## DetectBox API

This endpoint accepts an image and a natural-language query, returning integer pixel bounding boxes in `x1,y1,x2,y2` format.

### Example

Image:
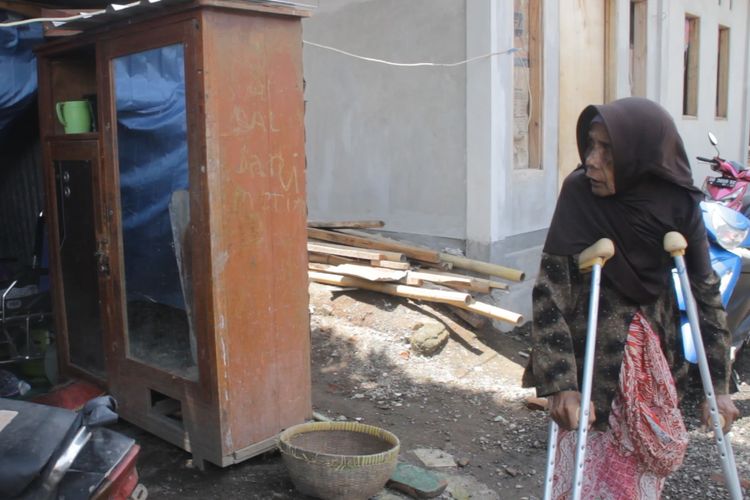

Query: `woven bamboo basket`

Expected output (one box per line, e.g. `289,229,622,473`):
278,421,400,500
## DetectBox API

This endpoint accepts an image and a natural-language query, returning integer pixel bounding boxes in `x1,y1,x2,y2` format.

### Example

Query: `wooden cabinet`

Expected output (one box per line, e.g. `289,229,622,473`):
36,1,311,466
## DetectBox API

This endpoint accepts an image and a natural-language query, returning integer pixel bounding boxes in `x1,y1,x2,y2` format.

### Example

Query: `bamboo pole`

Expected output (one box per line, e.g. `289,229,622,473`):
439,253,525,282
309,271,523,325
460,299,523,325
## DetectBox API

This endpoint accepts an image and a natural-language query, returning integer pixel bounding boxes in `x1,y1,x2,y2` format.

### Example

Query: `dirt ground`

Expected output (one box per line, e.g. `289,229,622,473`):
123,282,750,499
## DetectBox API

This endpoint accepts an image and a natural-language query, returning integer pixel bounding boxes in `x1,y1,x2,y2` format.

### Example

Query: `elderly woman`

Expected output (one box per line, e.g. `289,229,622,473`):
523,97,739,499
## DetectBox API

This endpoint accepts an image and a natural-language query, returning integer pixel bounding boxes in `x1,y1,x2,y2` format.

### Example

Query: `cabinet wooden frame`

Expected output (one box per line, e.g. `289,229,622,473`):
35,1,312,467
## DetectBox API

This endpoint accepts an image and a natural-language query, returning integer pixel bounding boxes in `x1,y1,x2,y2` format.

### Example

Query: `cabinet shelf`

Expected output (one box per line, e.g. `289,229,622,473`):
46,133,99,142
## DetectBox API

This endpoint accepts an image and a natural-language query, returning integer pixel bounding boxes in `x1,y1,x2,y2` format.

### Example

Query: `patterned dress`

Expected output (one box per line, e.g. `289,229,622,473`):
523,252,731,499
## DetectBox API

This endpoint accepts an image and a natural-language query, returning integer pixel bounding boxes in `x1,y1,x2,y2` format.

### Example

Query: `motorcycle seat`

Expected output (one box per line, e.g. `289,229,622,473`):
0,398,79,498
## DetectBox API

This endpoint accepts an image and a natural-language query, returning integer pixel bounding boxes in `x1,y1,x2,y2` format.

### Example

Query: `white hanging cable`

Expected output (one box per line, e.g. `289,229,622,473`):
0,11,105,27
304,40,518,68
1,12,517,70
0,0,145,28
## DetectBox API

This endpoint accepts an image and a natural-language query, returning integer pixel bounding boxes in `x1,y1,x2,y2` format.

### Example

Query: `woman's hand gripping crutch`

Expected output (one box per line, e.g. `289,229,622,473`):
543,238,615,500
664,232,743,500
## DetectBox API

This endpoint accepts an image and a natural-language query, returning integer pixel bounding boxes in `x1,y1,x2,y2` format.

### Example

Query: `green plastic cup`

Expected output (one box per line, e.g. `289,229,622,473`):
56,100,92,134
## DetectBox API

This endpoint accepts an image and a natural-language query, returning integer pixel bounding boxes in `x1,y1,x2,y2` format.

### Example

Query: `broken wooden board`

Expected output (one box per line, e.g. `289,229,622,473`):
310,263,407,282
308,271,472,306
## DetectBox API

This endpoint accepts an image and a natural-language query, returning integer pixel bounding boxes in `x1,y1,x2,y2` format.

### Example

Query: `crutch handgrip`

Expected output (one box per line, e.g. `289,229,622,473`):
578,238,615,273
664,231,687,256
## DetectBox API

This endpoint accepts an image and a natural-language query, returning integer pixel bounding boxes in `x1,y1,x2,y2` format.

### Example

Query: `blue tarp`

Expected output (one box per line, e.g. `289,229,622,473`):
114,43,189,310
0,18,188,310
0,20,44,137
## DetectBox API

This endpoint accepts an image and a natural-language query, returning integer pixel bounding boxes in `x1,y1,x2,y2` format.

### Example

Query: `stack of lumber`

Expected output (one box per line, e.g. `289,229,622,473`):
306,220,525,326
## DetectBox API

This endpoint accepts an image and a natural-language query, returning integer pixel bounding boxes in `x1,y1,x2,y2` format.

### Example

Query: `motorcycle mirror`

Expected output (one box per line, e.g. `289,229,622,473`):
708,132,721,157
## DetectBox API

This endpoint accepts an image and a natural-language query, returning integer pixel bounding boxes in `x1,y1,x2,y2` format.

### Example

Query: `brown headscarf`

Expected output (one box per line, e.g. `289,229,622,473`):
544,97,711,305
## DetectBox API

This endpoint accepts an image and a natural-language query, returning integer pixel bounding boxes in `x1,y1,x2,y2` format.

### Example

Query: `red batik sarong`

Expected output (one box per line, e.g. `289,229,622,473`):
551,312,688,500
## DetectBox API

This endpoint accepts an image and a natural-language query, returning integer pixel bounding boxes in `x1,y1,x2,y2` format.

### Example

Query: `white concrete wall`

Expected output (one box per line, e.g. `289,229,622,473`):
611,0,750,185
303,0,560,247
302,0,467,239
665,0,750,185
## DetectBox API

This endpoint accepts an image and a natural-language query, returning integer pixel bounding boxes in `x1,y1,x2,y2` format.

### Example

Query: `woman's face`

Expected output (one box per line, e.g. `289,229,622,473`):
585,122,616,197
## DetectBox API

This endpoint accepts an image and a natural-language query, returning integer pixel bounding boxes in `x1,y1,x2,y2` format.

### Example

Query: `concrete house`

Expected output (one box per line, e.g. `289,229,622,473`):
302,0,750,321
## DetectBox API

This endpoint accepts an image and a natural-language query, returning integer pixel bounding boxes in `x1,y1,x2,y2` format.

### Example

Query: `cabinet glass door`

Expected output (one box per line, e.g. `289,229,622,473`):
54,158,106,376
112,43,196,380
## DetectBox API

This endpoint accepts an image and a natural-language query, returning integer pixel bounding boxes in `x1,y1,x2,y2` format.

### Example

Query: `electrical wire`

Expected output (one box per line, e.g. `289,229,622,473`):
0,11,106,27
304,40,518,68
0,11,518,70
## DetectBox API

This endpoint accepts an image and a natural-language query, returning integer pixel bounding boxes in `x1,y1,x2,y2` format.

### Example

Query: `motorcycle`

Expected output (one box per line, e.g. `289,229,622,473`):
675,133,750,385
0,395,146,499
698,132,750,214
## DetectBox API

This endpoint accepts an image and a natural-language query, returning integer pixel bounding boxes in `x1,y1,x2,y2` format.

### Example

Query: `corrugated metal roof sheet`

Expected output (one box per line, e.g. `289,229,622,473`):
54,0,316,30
53,0,187,30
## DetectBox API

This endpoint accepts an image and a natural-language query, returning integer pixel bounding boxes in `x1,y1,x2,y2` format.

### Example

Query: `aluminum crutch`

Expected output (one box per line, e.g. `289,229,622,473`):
543,238,615,500
664,231,743,500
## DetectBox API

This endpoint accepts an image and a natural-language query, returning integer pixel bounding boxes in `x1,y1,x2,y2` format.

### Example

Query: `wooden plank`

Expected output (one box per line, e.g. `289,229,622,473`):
631,0,647,97
308,271,471,306
308,253,358,265
308,220,384,229
717,26,730,117
417,269,509,291
439,253,525,282
308,262,332,272
308,237,405,262
684,16,700,116
527,0,543,170
407,270,473,286
307,241,390,261
474,277,509,291
408,270,490,294
371,260,411,270
334,229,441,263
311,263,407,282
